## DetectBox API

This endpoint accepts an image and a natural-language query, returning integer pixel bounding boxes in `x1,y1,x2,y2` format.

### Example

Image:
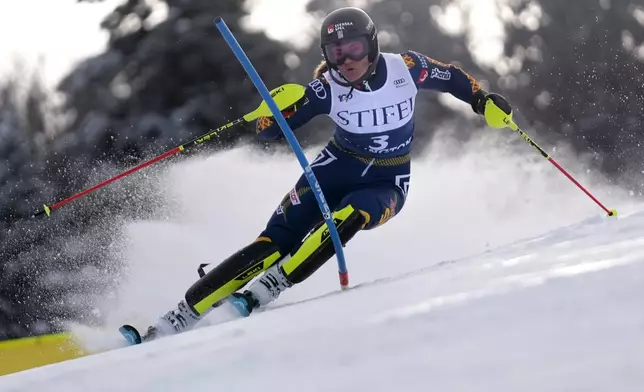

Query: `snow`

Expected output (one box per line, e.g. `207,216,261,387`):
1,131,643,391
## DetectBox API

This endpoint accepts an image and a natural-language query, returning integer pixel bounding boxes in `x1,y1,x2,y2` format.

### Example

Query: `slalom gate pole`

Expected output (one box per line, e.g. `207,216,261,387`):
484,100,617,217
214,17,350,289
33,83,306,218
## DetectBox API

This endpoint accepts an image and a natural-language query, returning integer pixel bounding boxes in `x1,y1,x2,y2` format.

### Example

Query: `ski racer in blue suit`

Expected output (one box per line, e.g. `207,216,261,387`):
134,6,513,342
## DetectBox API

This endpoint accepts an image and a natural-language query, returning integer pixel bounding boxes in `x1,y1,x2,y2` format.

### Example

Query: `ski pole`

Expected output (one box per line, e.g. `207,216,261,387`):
484,100,617,217
34,83,306,218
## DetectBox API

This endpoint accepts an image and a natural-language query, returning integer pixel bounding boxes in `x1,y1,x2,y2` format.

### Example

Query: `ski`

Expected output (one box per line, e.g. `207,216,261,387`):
119,324,143,345
117,297,250,347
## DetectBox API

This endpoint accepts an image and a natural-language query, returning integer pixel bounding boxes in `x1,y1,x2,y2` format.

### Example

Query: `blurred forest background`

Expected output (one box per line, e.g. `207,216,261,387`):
0,0,643,339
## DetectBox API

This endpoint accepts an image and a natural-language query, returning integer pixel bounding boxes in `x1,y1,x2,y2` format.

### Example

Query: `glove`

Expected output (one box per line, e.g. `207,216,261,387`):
471,90,513,129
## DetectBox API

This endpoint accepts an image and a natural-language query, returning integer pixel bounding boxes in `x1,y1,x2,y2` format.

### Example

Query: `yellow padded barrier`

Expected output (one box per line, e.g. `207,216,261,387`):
0,332,87,376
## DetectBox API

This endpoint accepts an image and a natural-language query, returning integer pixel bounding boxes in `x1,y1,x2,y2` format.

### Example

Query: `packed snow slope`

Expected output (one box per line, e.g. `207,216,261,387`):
2,130,644,391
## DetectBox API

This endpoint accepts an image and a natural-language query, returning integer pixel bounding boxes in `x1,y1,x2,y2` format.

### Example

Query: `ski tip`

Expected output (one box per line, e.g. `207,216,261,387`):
227,295,251,317
119,324,142,345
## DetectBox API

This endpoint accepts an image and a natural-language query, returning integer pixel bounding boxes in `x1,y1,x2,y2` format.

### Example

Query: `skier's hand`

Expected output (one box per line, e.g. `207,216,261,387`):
472,90,512,129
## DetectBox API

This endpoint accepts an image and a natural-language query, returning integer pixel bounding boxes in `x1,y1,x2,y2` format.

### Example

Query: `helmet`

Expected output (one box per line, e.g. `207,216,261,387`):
320,7,380,86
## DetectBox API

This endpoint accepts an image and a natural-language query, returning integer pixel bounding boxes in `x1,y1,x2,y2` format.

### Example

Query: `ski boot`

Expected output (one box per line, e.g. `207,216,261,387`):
120,299,201,345
228,263,292,317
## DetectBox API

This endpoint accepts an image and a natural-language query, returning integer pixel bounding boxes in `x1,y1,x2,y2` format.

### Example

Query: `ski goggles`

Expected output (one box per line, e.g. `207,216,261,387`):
323,36,369,66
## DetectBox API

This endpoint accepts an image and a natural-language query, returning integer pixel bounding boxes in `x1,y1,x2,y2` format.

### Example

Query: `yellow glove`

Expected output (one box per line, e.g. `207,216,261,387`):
472,90,513,129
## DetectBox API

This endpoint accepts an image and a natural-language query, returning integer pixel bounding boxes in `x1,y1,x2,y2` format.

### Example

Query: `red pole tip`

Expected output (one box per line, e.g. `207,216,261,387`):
339,271,349,289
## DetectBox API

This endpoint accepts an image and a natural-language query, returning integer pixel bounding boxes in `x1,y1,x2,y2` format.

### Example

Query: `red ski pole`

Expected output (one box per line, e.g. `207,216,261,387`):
484,100,617,217
34,83,306,218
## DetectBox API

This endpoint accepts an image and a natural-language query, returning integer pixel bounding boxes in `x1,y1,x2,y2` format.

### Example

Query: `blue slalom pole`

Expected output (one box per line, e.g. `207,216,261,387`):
214,17,349,289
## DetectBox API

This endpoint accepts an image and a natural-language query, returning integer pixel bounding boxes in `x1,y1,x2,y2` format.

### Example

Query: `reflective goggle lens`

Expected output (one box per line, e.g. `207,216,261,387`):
324,37,369,65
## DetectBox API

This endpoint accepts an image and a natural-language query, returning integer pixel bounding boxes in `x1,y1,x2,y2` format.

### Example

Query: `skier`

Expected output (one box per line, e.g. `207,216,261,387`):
123,6,512,343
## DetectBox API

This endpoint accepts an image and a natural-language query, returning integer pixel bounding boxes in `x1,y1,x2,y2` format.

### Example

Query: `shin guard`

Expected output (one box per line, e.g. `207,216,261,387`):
281,204,366,284
185,239,282,315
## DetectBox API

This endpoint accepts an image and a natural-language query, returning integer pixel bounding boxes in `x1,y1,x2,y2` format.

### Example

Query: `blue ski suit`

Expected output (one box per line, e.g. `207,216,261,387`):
256,50,483,255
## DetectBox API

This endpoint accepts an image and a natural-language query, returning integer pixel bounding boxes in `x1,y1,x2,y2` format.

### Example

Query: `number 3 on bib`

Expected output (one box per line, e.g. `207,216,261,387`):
369,135,389,152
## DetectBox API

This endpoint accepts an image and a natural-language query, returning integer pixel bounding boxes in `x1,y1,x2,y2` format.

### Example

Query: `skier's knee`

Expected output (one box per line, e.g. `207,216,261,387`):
341,189,404,231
